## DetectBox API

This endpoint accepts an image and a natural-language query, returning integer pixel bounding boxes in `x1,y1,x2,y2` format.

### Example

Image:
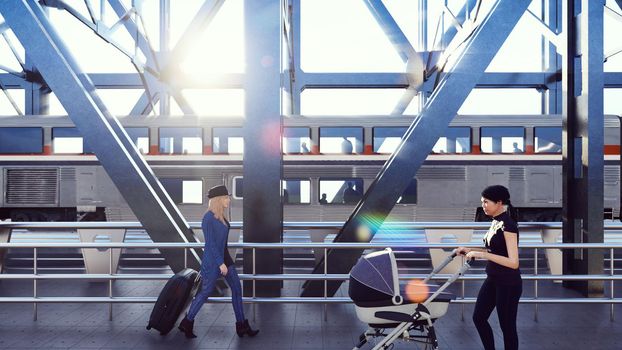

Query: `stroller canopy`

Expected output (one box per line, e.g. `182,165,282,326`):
349,248,401,305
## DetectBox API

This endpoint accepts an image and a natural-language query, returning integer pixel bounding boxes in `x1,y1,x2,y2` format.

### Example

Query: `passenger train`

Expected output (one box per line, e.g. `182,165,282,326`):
0,114,619,223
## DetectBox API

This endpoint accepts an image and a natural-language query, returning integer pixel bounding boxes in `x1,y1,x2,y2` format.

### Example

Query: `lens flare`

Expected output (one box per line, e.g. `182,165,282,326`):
404,279,429,304
355,224,372,241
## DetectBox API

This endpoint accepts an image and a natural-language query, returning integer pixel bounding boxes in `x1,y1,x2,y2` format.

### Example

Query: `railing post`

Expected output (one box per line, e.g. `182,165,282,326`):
33,247,37,321
184,247,188,269
611,248,615,322
109,247,113,321
324,247,328,322
534,248,538,322
461,254,465,321
252,248,256,322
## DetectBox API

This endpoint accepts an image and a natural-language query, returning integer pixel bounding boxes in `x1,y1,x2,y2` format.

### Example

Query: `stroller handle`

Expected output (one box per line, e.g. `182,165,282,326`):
423,249,475,283
423,248,460,283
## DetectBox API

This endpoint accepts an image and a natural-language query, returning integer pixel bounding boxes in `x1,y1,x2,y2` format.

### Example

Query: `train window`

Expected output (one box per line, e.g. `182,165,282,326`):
182,180,203,204
282,179,311,204
159,128,202,155
319,179,363,204
213,128,244,154
232,177,243,199
0,128,43,153
125,127,149,154
535,127,562,153
397,178,417,204
319,127,363,154
432,127,471,154
480,127,525,153
283,128,311,154
373,127,407,153
160,179,203,204
52,128,93,154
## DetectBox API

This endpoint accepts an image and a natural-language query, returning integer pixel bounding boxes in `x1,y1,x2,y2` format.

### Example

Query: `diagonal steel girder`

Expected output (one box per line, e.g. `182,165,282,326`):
301,0,531,297
0,0,200,272
362,0,417,62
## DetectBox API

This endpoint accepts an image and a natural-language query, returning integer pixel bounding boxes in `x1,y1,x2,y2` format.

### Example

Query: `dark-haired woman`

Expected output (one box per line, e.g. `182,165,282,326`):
178,185,259,339
457,185,522,350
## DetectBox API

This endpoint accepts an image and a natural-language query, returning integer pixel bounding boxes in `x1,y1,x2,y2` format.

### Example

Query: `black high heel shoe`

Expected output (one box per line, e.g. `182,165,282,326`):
235,319,259,337
178,317,197,338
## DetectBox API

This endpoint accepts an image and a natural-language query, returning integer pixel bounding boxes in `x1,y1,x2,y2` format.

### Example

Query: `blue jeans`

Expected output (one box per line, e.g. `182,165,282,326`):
186,265,245,322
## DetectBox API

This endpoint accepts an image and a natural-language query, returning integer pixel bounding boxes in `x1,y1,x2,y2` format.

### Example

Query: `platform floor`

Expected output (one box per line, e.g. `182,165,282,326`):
1,278,622,349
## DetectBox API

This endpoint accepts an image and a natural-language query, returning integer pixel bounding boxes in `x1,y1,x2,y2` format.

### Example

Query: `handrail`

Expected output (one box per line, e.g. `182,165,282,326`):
1,221,620,322
0,242,619,249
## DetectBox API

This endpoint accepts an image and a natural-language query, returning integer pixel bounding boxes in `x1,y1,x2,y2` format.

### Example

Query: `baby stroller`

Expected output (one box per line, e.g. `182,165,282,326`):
349,248,472,350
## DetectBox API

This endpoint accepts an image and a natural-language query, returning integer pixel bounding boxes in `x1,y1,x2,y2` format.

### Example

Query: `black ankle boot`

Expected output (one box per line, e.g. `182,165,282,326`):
235,319,259,337
178,317,197,338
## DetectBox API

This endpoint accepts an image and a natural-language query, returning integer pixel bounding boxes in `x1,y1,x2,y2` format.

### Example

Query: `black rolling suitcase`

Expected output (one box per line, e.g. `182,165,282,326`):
146,268,201,335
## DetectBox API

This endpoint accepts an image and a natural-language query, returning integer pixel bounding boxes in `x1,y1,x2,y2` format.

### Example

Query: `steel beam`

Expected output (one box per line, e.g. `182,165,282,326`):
362,0,416,62
301,0,531,297
0,0,200,272
561,0,604,297
242,0,283,297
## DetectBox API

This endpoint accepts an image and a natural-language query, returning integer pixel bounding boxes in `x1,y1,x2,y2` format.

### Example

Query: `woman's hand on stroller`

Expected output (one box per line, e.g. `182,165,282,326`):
456,247,471,256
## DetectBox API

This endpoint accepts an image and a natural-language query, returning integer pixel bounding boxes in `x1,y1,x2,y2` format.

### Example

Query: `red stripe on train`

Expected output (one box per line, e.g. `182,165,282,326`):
604,145,620,155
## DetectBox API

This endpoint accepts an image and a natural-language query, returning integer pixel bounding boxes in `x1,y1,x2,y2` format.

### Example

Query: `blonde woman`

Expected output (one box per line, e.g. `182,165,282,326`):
178,185,259,338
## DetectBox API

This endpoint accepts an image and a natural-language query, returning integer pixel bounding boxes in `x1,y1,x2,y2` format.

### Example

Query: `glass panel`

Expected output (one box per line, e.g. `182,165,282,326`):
535,127,562,153
319,179,363,204
182,180,203,204
397,178,417,204
52,127,92,154
301,0,403,72
373,127,406,153
181,89,245,116
0,89,25,115
213,128,244,154
283,127,311,154
0,128,43,153
96,89,145,116
282,180,311,204
159,128,202,154
233,177,243,199
432,127,471,153
125,127,149,154
301,88,409,115
459,89,542,115
319,127,363,154
481,127,525,154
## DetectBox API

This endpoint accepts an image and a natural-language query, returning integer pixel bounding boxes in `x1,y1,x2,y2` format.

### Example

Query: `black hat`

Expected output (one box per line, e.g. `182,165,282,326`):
207,185,229,199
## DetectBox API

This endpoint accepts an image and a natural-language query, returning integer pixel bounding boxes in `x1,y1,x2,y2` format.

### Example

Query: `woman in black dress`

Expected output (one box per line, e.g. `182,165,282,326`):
457,185,522,350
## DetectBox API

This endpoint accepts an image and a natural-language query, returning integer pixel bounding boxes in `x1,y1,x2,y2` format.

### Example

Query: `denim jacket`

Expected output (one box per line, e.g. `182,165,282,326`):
201,211,228,268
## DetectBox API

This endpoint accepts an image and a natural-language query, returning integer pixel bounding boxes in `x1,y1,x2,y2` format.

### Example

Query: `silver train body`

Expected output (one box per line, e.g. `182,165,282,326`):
0,114,619,222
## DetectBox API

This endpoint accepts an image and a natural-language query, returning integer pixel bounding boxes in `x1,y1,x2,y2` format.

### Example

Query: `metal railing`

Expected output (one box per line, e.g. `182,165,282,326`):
0,221,620,322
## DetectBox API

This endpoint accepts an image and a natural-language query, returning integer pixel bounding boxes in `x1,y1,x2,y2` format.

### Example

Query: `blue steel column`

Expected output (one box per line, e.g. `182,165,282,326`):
25,56,49,115
0,0,201,272
242,0,283,296
561,0,604,297
291,0,302,115
302,0,531,297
